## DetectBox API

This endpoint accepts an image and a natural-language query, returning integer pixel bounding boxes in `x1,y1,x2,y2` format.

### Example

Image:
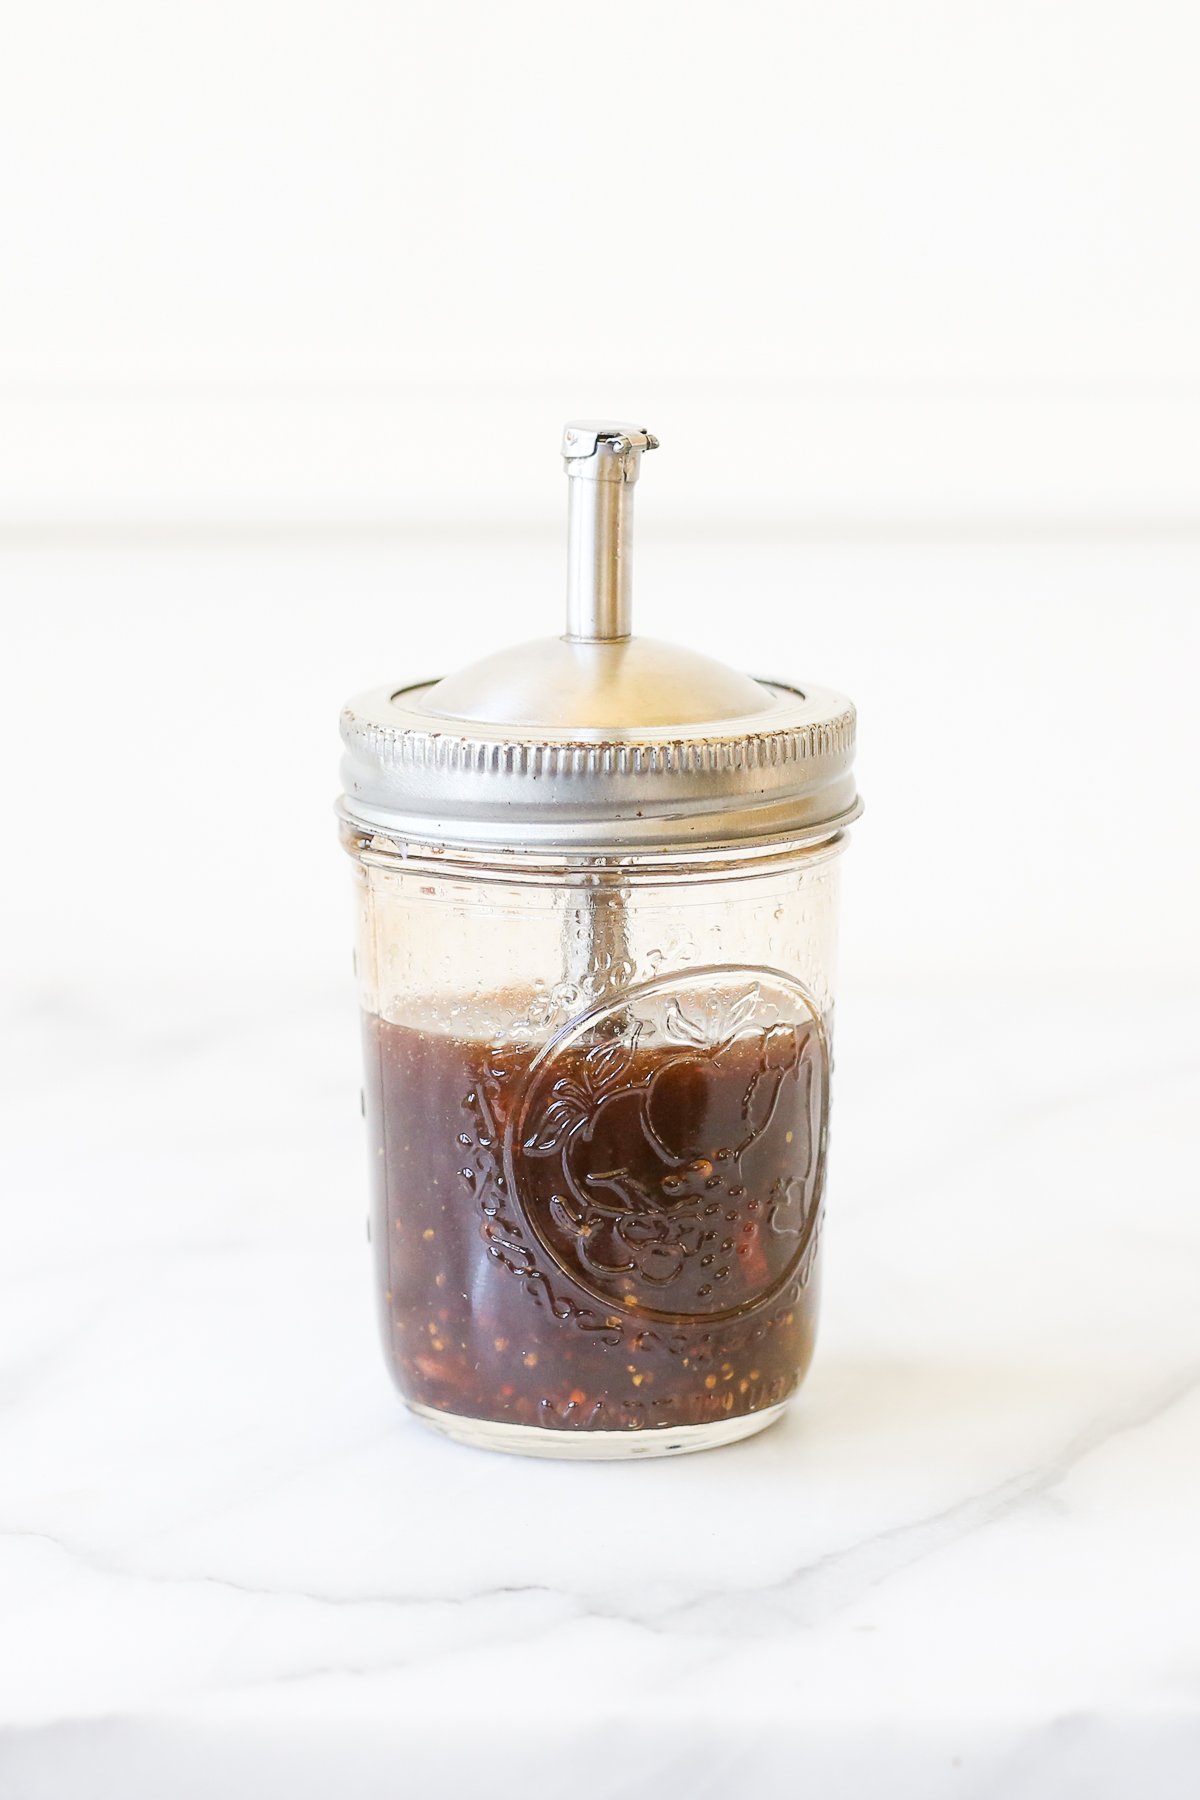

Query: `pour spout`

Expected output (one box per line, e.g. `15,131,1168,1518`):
561,420,658,642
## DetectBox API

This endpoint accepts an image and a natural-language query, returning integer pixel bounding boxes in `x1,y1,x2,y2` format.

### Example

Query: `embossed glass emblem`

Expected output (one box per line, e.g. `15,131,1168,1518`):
508,969,829,1326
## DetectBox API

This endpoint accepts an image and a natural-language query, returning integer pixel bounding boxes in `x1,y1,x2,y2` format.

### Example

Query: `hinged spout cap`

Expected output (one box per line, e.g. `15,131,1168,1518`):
561,421,660,465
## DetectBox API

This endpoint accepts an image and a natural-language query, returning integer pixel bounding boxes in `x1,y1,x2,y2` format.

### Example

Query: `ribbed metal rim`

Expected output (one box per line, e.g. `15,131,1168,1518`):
339,677,859,852
346,706,855,778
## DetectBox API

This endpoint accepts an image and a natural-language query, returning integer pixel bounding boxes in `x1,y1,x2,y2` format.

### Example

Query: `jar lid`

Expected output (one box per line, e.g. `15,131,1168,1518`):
339,423,860,854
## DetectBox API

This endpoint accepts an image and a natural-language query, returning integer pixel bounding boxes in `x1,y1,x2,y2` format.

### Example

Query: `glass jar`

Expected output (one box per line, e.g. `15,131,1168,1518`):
339,423,860,1458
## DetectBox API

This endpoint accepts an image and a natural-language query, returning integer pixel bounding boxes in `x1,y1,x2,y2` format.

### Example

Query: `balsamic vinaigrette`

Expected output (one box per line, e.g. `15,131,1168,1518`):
364,1000,830,1435
340,420,859,1454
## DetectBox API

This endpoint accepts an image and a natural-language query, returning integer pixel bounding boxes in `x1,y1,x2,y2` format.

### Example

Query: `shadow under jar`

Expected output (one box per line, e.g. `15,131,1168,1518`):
339,422,860,1459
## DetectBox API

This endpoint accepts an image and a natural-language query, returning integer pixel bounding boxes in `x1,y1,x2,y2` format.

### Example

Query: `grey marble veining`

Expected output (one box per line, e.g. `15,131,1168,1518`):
1,977,1197,1797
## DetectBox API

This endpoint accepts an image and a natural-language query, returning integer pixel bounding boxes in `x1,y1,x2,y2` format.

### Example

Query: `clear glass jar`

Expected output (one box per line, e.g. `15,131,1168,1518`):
338,421,859,1457
344,828,846,1457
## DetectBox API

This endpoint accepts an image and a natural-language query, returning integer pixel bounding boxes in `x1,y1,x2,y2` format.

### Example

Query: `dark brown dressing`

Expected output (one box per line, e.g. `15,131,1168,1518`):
363,1007,829,1436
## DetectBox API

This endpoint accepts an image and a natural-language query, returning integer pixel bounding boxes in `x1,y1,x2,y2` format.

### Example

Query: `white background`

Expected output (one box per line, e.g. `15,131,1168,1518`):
1,1,1197,995
2,7,1199,1790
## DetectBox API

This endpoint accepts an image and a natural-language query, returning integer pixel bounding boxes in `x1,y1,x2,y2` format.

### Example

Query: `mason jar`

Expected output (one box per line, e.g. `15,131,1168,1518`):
338,422,860,1458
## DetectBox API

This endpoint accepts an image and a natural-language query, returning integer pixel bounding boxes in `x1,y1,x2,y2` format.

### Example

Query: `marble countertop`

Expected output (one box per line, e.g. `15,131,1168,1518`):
2,976,1197,1798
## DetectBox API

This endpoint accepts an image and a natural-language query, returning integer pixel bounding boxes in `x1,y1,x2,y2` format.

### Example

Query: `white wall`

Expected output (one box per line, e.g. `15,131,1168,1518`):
5,1,1199,392
2,0,1197,989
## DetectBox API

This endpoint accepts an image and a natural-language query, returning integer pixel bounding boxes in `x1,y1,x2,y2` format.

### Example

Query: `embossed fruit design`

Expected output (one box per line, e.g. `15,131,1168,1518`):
362,970,831,1435
519,985,826,1321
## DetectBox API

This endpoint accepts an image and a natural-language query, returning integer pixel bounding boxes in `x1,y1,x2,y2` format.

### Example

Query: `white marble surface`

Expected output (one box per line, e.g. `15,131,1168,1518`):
1,974,1198,1798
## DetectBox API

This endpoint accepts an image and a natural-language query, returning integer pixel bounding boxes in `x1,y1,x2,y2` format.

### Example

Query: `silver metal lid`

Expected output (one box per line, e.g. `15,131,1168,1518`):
339,422,859,853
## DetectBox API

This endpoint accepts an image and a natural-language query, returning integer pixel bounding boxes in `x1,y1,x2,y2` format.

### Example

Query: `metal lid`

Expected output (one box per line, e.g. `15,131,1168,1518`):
339,422,859,854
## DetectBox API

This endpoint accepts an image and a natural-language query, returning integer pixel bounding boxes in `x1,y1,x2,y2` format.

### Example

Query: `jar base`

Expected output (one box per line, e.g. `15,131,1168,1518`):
405,1399,788,1460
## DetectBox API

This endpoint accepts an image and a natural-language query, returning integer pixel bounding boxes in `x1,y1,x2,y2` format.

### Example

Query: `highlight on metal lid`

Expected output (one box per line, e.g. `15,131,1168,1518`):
338,420,860,853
